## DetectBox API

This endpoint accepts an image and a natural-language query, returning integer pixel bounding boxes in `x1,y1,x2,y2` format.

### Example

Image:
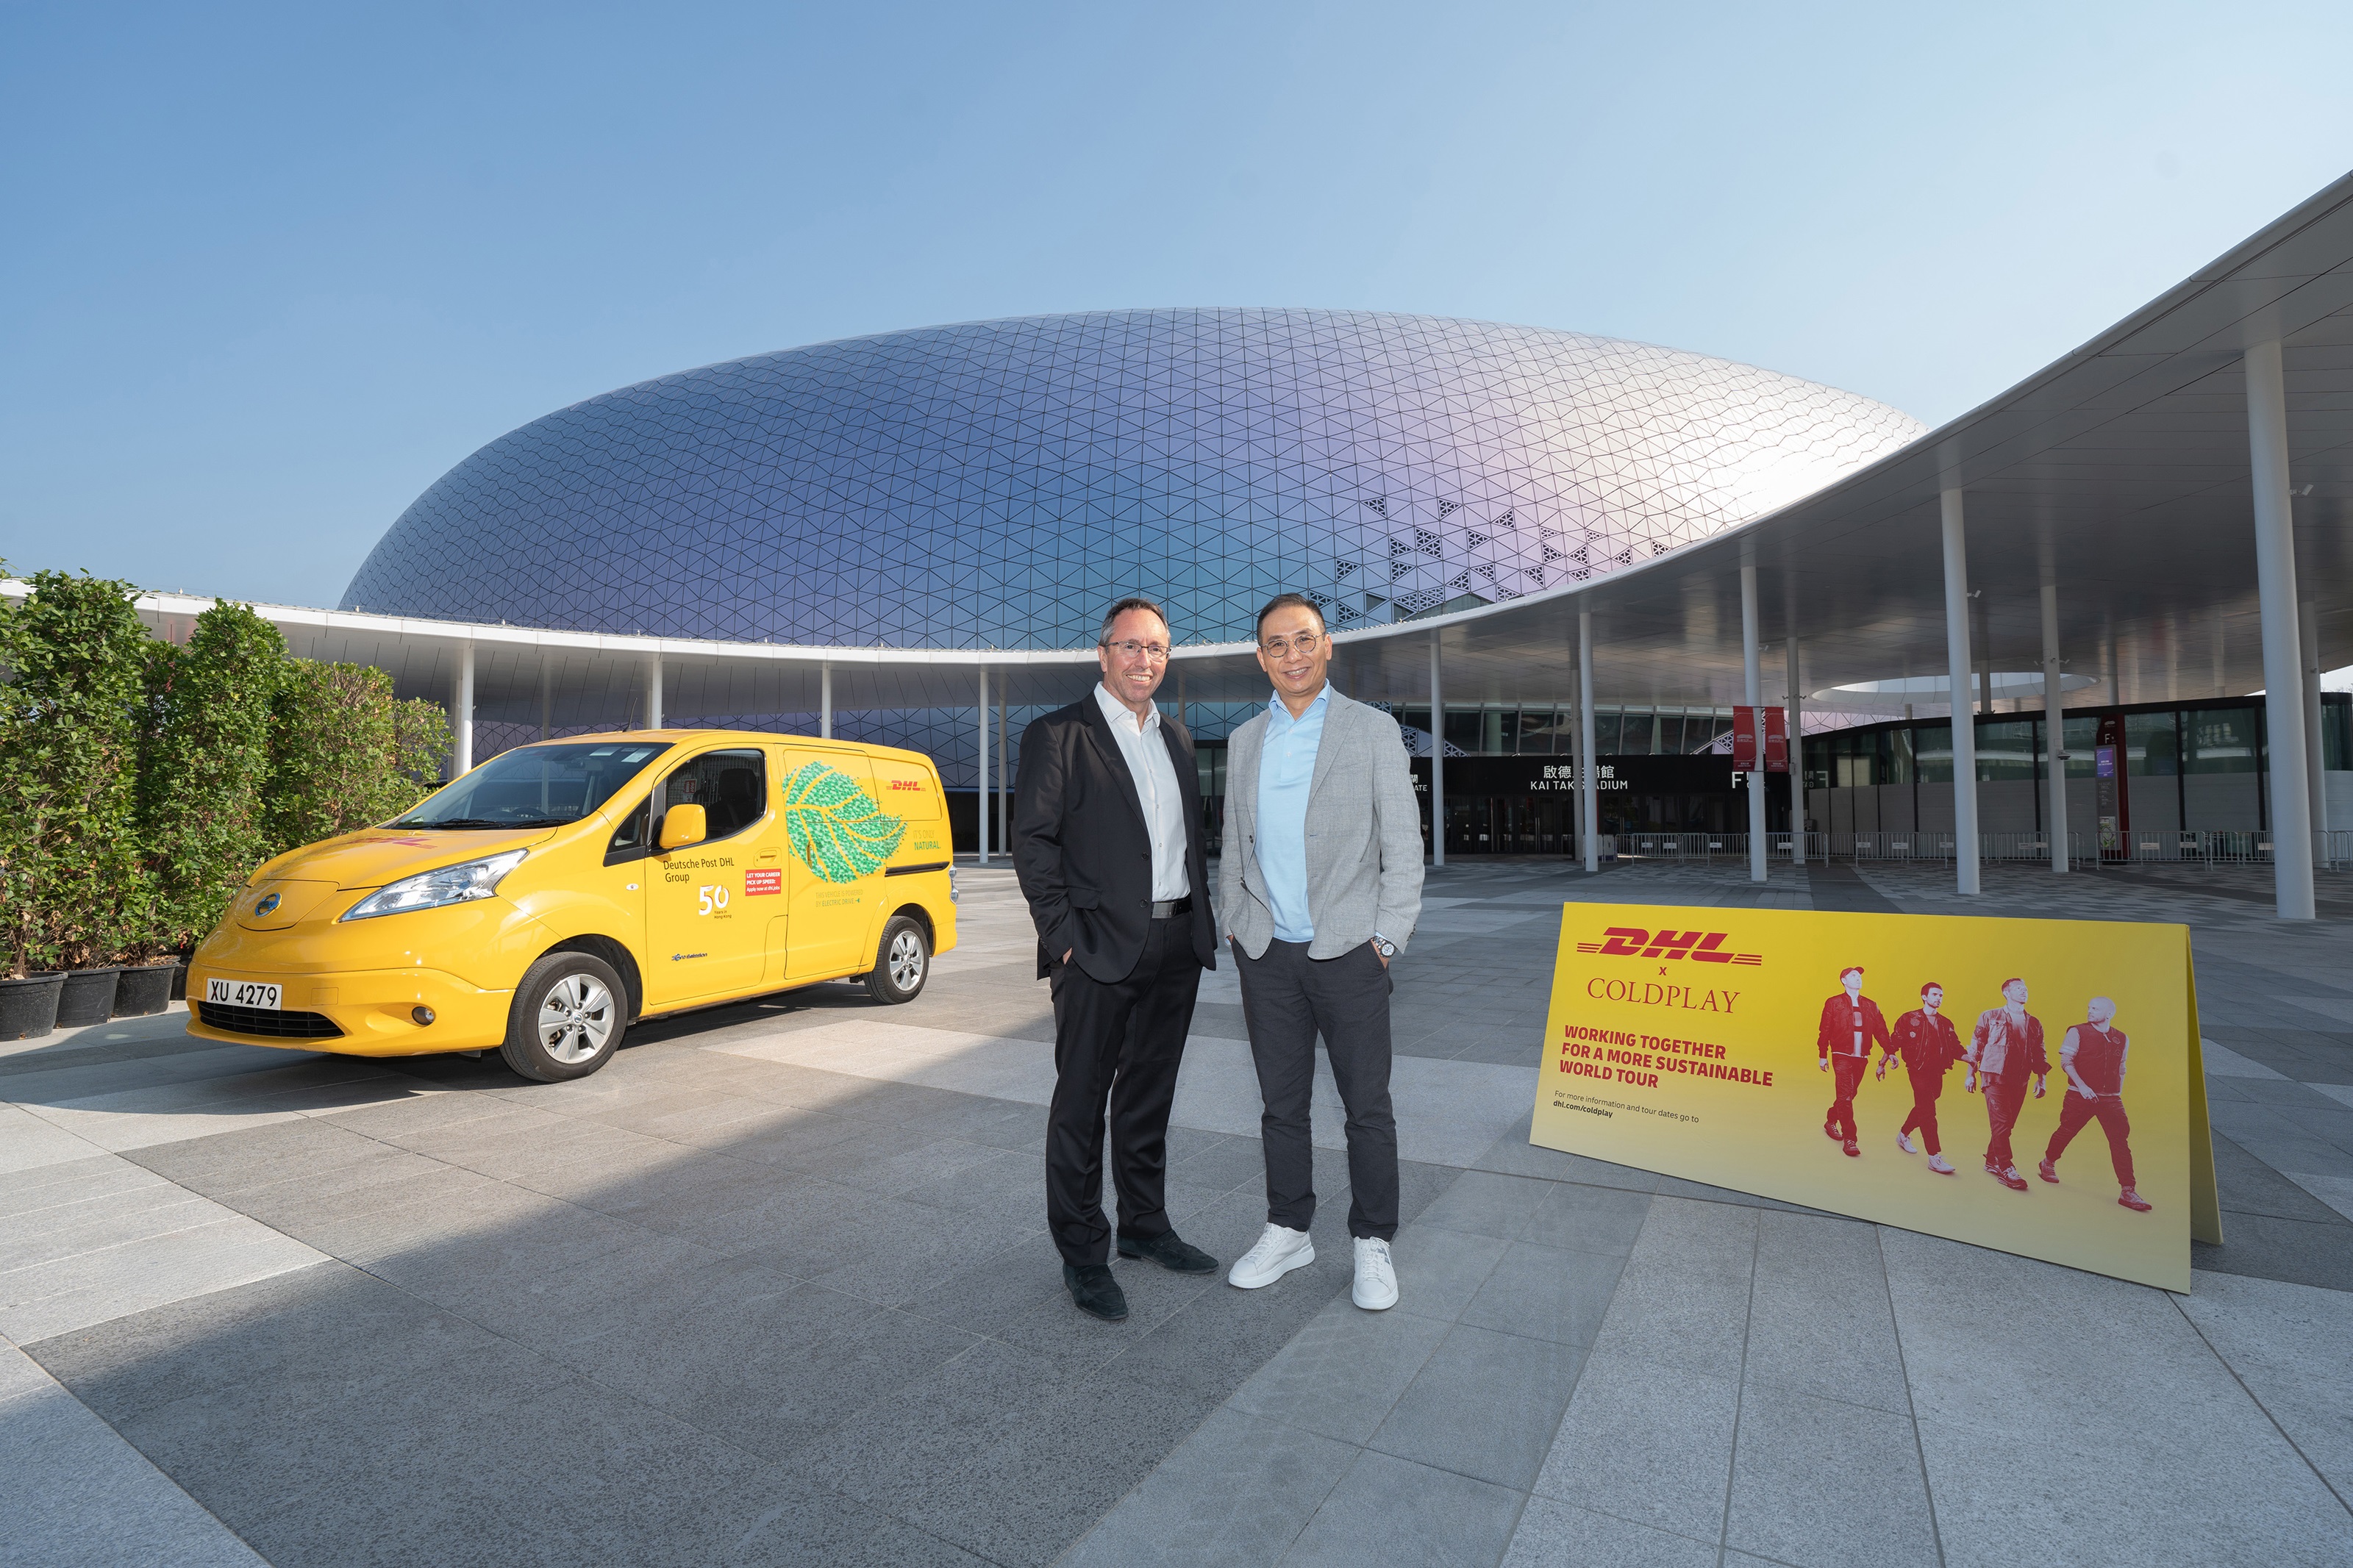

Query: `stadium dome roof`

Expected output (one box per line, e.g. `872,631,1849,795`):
343,309,1923,649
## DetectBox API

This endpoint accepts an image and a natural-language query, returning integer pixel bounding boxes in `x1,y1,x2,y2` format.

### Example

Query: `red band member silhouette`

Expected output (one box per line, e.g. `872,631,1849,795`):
2038,996,2152,1212
1966,978,2049,1192
1883,981,1964,1175
1815,966,1891,1159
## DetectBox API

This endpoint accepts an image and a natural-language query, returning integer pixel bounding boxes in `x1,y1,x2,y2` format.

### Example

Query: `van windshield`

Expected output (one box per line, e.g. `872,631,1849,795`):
390,742,676,829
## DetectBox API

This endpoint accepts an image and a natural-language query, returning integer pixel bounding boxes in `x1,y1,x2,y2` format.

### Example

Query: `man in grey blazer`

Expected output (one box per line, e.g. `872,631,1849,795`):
1217,593,1424,1310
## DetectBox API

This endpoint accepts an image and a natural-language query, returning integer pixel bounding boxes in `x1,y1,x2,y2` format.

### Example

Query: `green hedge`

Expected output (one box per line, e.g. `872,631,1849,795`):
0,570,452,975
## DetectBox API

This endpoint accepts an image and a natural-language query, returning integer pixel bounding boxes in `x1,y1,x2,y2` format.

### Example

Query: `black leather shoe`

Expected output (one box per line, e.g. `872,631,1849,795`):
1063,1263,1129,1321
1117,1230,1218,1275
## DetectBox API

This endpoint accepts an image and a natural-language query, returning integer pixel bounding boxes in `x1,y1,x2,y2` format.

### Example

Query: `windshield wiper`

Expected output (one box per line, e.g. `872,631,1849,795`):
389,817,571,829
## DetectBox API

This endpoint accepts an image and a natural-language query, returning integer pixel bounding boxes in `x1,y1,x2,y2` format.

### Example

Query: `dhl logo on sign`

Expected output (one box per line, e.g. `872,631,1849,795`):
1576,926,1762,966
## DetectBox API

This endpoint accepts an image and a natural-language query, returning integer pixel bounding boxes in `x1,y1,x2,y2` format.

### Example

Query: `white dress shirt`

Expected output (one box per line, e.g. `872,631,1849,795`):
1093,682,1190,901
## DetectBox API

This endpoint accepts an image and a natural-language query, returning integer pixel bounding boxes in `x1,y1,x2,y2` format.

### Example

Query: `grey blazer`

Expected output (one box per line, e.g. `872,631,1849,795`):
1218,687,1426,961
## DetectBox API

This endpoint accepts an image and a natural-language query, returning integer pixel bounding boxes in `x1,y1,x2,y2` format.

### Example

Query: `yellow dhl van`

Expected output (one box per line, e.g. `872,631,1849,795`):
186,729,957,1081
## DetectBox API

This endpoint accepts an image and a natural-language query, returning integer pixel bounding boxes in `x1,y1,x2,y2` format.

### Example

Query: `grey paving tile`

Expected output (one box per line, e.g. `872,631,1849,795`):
1499,1497,1716,1568
1590,1198,1757,1381
2177,1269,2353,1500
1473,1130,1663,1192
1386,1220,1510,1320
2211,1133,2350,1225
2193,1211,2353,1293
1916,1411,2352,1568
1228,1299,1452,1444
1279,1449,1524,1568
809,1337,1220,1567
0,1336,268,1568
1724,1384,1937,1568
1415,1169,1551,1240
1460,1242,1624,1347
1741,1211,1910,1414
1521,1182,1652,1257
1106,1252,1357,1402
0,1153,167,1220
904,1228,1213,1366
29,1261,506,1423
116,1117,393,1196
1370,1322,1585,1489
1060,1406,1357,1568
1529,1349,1739,1543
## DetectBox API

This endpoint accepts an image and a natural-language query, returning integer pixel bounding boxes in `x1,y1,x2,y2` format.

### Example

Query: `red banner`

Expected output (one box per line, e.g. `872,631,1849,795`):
1732,706,1757,770
1764,706,1789,773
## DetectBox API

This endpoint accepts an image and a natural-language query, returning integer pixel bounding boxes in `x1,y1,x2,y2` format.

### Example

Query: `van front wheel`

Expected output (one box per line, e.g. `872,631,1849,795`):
501,952,628,1081
865,917,929,1005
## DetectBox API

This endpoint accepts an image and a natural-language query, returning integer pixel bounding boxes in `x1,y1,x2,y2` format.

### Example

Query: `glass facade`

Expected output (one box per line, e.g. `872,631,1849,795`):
343,310,1921,781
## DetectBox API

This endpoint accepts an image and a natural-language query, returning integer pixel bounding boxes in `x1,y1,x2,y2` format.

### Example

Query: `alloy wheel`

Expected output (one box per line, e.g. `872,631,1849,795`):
888,928,925,989
538,973,615,1064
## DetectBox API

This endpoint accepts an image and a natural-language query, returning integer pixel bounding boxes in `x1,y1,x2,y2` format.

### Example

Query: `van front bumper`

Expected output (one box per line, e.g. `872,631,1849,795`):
185,964,513,1056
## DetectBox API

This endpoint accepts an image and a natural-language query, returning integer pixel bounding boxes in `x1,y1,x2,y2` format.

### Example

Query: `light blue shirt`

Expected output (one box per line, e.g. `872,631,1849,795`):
1256,686,1328,943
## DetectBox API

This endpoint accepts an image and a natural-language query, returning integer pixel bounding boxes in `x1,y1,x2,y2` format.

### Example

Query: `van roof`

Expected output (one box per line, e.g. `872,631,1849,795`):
514,729,938,771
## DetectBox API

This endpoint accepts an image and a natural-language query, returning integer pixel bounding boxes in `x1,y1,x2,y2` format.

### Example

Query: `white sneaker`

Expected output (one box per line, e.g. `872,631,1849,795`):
1896,1131,1915,1154
1927,1154,1956,1175
1228,1223,1314,1289
1352,1236,1399,1311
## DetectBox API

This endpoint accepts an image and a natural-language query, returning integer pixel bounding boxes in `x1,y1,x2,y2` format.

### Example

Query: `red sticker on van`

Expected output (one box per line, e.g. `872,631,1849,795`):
745,868,782,896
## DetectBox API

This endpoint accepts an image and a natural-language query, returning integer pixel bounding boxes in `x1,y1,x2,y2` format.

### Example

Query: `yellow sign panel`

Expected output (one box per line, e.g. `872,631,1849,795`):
1531,902,2220,1292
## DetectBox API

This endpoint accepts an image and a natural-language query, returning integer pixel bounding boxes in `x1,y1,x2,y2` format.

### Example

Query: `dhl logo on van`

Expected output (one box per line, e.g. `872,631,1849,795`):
1576,927,1762,966
886,778,925,792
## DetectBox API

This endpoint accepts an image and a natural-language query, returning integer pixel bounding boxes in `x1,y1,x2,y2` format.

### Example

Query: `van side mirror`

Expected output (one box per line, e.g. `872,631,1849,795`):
658,804,707,851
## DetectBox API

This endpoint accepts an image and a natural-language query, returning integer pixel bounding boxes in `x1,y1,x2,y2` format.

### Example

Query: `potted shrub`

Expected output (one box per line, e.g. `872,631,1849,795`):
0,570,153,1028
126,602,285,1017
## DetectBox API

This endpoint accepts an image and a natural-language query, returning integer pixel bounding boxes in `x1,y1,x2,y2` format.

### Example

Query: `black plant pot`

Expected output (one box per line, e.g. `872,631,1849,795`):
57,967,124,1028
170,959,190,1003
113,962,176,1017
0,973,65,1041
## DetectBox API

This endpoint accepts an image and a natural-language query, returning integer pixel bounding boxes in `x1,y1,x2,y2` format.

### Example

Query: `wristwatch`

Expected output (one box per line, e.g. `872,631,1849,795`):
1374,936,1397,959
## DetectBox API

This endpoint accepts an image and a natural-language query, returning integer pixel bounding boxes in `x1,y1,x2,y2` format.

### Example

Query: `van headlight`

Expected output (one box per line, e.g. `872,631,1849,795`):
340,850,528,921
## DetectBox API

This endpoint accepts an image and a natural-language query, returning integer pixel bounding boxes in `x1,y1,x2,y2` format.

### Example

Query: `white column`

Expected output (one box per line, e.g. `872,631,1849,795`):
1940,490,1980,894
1429,633,1445,867
1580,609,1599,873
453,644,475,778
2246,339,2315,917
1785,634,1804,866
821,662,832,740
1741,565,1765,882
536,659,551,744
645,654,663,731
2042,582,2068,873
976,666,990,866
2304,599,2329,866
998,693,1010,858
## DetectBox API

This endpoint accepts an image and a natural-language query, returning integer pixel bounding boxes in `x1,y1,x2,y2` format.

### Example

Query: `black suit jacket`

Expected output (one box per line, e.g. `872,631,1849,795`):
1011,692,1217,984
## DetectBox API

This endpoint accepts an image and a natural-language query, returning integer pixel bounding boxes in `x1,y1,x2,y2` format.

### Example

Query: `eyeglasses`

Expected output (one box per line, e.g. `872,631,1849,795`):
1257,633,1327,657
1101,639,1171,662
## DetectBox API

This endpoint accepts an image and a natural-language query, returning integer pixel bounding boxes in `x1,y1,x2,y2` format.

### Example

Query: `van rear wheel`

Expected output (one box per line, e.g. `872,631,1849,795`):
865,916,929,1005
501,952,628,1081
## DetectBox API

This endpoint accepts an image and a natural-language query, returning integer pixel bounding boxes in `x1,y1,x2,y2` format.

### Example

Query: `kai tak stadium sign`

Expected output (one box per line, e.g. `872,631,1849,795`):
1530,903,2221,1292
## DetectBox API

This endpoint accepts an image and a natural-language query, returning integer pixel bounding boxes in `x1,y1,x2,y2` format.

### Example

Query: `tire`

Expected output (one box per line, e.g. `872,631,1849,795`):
500,952,629,1081
865,915,929,1005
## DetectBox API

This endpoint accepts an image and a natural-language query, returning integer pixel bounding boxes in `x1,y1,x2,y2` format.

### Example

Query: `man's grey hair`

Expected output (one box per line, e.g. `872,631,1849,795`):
1098,596,1170,645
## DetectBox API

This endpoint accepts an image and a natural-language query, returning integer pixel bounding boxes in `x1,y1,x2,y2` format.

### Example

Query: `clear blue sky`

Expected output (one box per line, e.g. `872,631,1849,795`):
5,1,2351,609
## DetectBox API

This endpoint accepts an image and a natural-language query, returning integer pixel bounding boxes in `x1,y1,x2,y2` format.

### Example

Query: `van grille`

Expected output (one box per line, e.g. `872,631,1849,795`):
196,1002,345,1040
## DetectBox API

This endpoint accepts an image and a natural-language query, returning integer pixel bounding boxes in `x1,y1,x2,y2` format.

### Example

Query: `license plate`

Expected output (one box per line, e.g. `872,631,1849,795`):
206,978,282,1010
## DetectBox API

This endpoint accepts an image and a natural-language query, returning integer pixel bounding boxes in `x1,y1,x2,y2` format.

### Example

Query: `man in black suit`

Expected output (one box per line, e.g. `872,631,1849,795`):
1013,597,1222,1321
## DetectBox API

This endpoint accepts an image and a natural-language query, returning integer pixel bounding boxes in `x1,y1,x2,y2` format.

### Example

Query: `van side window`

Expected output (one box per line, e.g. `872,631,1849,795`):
656,749,769,843
604,795,654,864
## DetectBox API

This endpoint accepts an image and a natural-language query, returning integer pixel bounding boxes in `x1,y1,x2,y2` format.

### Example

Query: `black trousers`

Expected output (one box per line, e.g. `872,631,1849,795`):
1232,937,1399,1242
1045,916,1203,1267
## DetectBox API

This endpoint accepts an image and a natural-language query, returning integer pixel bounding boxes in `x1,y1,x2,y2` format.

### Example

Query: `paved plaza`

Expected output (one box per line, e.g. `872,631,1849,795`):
4,856,2352,1566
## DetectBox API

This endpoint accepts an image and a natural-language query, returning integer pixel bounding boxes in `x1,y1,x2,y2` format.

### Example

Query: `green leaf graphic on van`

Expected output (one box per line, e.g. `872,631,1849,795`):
782,762,906,883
